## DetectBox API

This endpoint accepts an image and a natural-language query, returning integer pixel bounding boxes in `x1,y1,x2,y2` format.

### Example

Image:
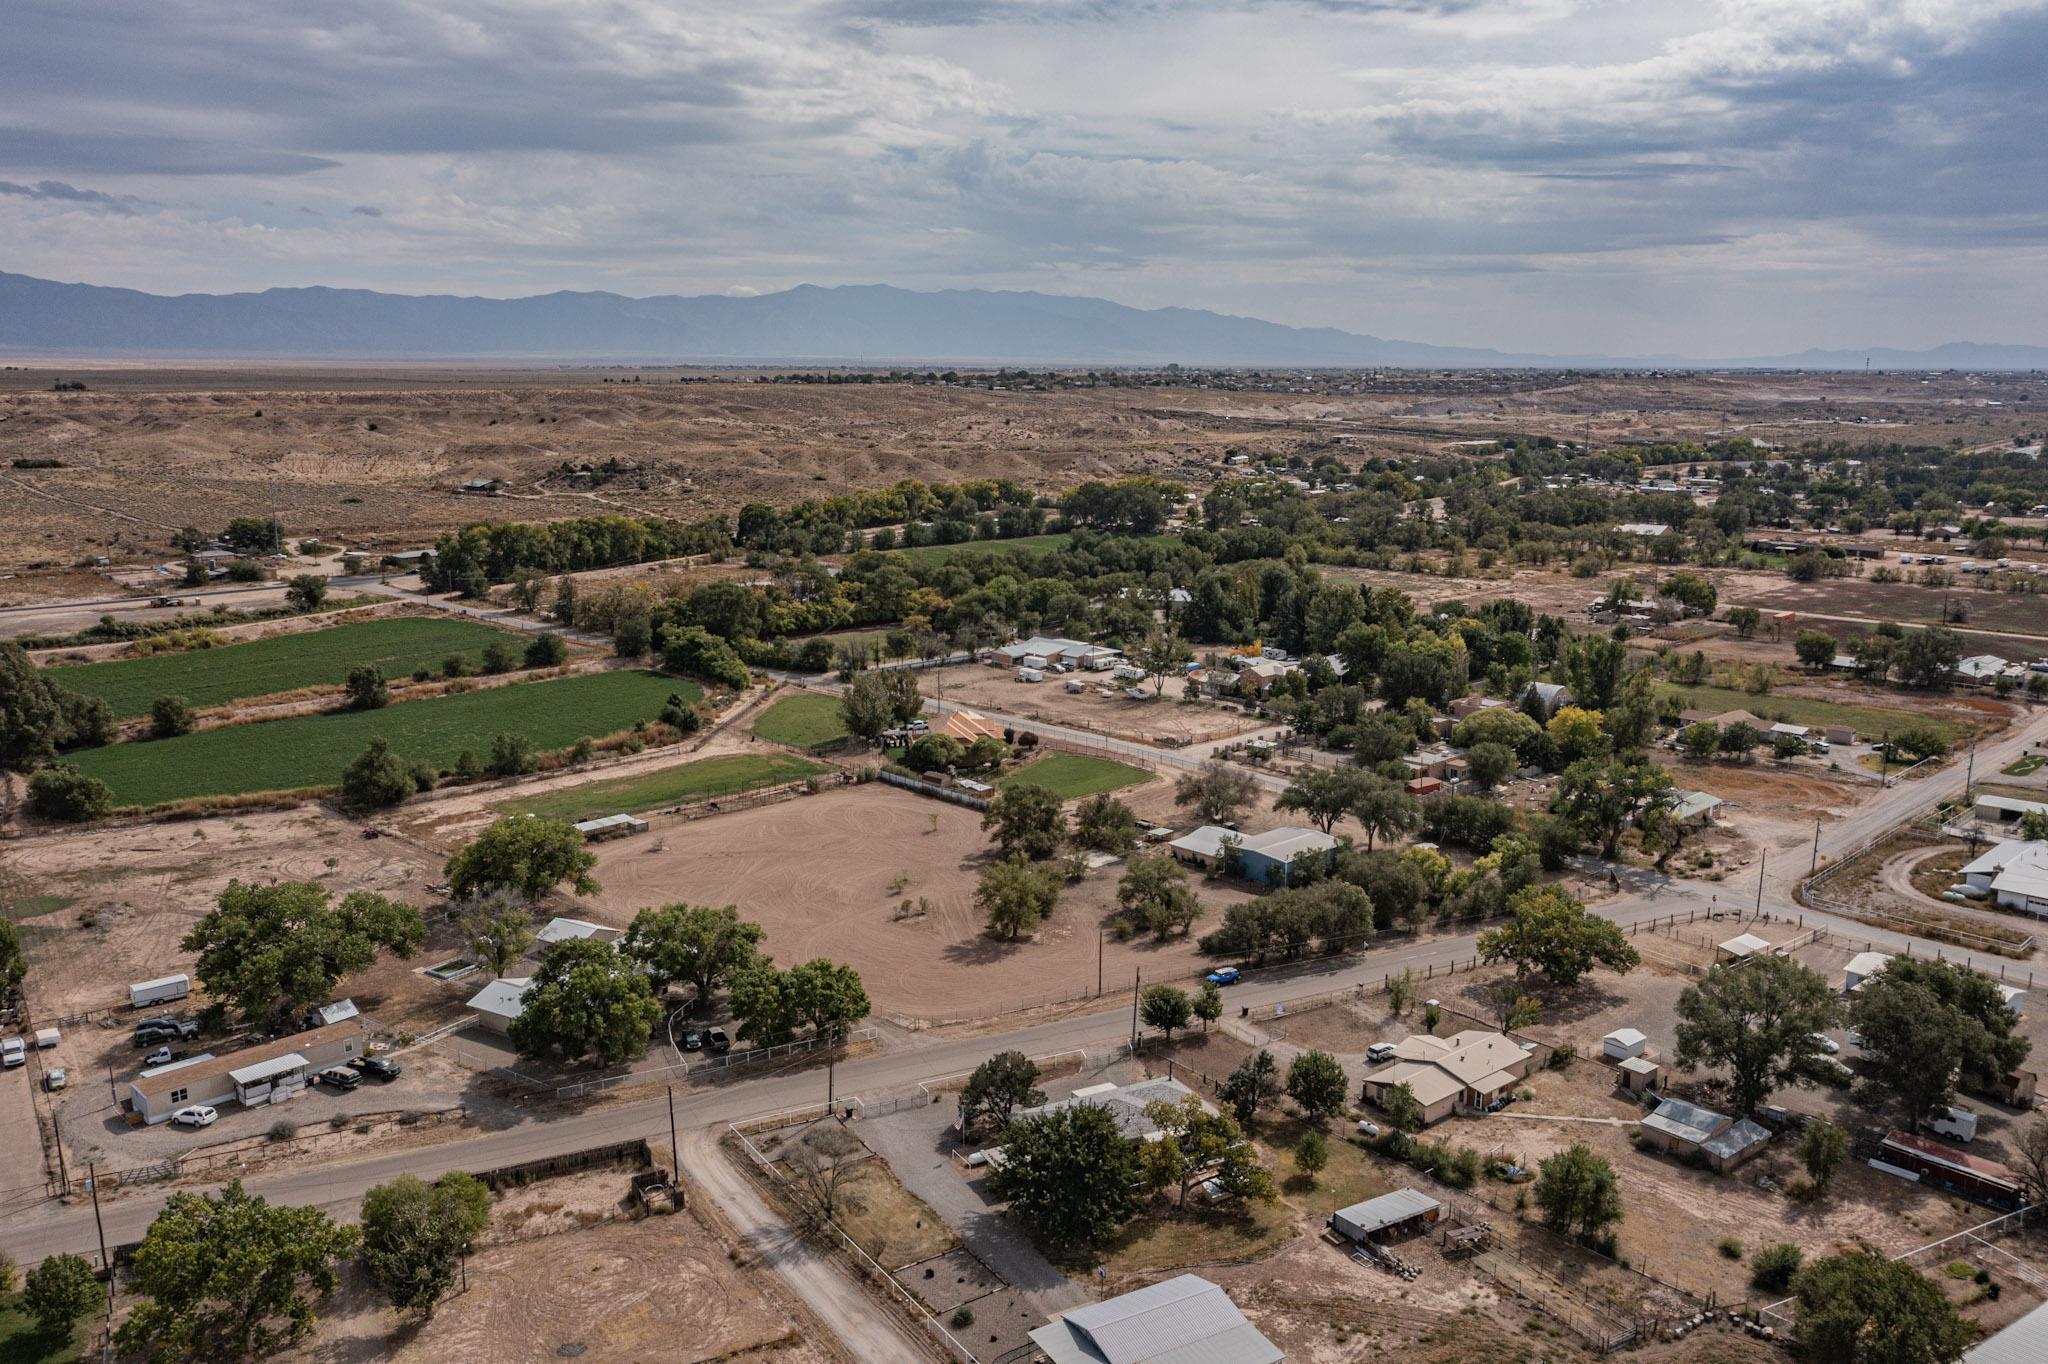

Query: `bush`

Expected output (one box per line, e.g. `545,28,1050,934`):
1719,1237,1744,1259
150,693,197,739
269,1120,298,1142
340,738,417,808
481,641,518,674
525,633,568,668
487,732,538,777
1751,1242,1803,1292
28,765,113,821
614,614,653,658
443,653,471,679
345,663,389,710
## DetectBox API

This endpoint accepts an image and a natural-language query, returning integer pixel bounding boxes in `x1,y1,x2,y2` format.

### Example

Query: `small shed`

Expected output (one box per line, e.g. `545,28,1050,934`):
1716,932,1772,963
1618,1056,1660,1094
1825,725,1857,746
1330,1188,1442,1243
536,917,615,946
1602,1028,1649,1062
1844,951,1892,993
574,814,647,841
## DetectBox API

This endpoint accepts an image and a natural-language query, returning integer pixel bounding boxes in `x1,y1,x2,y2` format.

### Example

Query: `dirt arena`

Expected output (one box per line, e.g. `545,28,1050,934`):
585,784,1242,1022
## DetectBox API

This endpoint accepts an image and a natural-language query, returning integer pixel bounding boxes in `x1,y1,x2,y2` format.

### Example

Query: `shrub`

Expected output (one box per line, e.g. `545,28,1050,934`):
269,1120,298,1142
487,732,538,777
1751,1243,1803,1292
28,765,113,821
525,633,568,668
481,641,518,674
443,653,471,679
345,663,389,710
150,693,197,739
340,738,417,808
1719,1237,1745,1259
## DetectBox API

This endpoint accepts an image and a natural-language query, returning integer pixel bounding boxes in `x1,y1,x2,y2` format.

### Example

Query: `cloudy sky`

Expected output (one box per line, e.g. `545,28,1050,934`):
3,0,2044,355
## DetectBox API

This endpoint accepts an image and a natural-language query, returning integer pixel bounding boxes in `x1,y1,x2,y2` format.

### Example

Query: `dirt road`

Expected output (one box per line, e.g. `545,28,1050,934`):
681,1128,939,1364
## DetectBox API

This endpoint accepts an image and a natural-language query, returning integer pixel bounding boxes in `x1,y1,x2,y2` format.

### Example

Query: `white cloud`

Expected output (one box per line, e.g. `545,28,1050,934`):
0,0,2042,353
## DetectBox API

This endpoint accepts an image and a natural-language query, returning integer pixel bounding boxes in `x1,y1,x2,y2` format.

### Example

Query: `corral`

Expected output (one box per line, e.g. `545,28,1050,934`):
932,664,1271,747
62,669,697,806
584,783,1239,1022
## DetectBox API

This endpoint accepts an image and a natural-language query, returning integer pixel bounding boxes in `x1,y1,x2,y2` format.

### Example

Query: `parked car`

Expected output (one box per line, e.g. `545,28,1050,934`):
316,1067,361,1090
133,1019,198,1045
1811,1033,1840,1055
706,1028,731,1054
170,1105,218,1128
681,1031,704,1052
1366,1042,1397,1064
0,1037,23,1069
142,1045,183,1067
43,1068,66,1092
350,1055,401,1081
1204,967,1241,987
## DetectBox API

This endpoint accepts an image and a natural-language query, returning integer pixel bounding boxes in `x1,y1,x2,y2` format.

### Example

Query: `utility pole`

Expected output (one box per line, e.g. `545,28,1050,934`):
1878,730,1891,788
666,1085,680,1181
1097,928,1105,997
1129,969,1142,1051
1754,847,1767,917
88,1162,112,1326
1809,818,1822,875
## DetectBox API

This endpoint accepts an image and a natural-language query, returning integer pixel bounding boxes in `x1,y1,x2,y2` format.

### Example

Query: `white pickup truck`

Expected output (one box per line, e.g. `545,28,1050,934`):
0,1037,24,1069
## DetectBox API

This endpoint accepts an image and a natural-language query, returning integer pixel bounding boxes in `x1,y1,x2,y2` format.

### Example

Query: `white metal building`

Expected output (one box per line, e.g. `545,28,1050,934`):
1027,1274,1282,1364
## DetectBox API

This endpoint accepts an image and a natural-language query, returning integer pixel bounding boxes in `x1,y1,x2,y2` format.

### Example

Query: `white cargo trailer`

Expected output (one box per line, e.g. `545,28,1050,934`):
130,974,191,1009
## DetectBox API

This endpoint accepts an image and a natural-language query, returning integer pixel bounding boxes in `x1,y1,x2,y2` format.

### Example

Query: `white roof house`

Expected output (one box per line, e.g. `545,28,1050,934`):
1615,522,1671,537
1011,1077,1206,1144
1961,841,2048,916
535,916,615,945
1602,1028,1649,1060
1957,654,2011,682
1028,1275,1282,1364
466,977,535,1030
1967,1299,2048,1364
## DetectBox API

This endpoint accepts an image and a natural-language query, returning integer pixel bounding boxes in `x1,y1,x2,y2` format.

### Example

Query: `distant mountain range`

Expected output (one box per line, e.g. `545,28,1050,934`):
3,270,2045,370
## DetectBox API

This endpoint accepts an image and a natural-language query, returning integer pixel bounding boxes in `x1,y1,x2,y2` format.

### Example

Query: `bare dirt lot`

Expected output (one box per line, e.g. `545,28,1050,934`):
930,665,1270,747
583,783,1249,1023
1,806,447,1023
273,1171,844,1364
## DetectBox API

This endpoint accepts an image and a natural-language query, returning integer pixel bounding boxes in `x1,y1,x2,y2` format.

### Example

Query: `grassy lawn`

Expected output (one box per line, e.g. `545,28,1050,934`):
48,616,529,718
791,628,911,661
0,1294,86,1364
66,671,697,807
999,751,1152,799
1655,682,1977,745
500,752,827,822
1256,1116,1391,1213
751,692,852,748
2003,754,2045,777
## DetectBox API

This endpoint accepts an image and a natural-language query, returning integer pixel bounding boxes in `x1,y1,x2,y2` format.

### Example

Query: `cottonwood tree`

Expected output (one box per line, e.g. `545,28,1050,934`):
976,856,1062,940
445,815,599,905
1466,741,1516,791
1533,1144,1623,1244
1672,956,1840,1115
785,1141,869,1229
27,765,112,822
509,939,663,1066
1172,759,1258,826
981,783,1066,860
1286,1049,1348,1125
116,1182,360,1363
1139,1094,1274,1208
1554,756,1673,860
460,903,535,978
1219,1050,1283,1124
840,668,924,741
1194,981,1223,1032
987,1103,1140,1250
1478,885,1638,989
182,881,424,1025
958,1051,1045,1138
344,663,389,710
1792,1251,1972,1364
1133,626,1195,699
1851,958,2030,1129
1140,985,1194,1040
1071,793,1139,853
621,903,764,1004
1116,855,1202,939
729,959,870,1047
2012,1115,2048,1205
1275,765,1372,835
1347,776,1421,851
359,1172,492,1317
